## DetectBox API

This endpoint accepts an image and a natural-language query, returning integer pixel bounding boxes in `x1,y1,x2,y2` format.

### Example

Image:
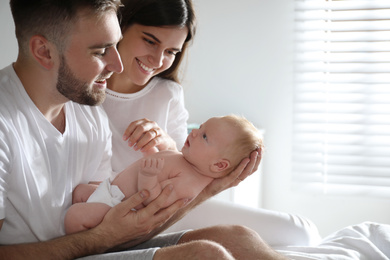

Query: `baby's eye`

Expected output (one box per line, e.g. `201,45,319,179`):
202,134,207,141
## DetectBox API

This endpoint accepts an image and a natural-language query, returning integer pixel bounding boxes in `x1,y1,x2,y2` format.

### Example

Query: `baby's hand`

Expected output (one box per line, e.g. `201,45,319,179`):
141,158,164,177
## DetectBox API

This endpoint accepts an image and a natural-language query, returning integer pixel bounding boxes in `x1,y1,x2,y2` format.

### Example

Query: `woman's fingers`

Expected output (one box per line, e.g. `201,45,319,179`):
122,119,177,153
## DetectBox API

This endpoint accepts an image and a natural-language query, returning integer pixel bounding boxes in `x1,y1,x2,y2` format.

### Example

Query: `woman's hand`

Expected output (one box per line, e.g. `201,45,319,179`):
123,118,177,155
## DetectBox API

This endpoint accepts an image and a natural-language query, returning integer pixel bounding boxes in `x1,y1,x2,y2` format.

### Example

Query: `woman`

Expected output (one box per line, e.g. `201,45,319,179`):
103,0,261,212
94,1,276,258
103,0,196,172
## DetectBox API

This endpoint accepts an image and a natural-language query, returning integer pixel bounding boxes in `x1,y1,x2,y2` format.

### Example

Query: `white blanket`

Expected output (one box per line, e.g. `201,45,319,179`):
276,222,390,260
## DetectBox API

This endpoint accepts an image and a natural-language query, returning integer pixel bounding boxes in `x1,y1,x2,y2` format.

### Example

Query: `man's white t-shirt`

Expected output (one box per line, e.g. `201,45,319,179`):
102,77,189,173
0,65,113,244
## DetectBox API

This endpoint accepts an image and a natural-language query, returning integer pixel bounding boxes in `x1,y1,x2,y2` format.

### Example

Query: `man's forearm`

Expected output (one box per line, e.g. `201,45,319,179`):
0,228,112,260
152,193,209,235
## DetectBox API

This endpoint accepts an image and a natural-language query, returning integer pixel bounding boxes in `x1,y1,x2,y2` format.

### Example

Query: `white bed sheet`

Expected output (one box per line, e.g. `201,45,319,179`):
276,222,390,260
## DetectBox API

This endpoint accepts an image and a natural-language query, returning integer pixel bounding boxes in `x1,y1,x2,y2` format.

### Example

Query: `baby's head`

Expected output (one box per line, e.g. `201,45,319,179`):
182,114,263,177
219,115,263,171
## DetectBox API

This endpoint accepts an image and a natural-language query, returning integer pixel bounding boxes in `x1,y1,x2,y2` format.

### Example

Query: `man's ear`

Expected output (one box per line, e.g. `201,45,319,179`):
211,159,230,173
29,35,55,70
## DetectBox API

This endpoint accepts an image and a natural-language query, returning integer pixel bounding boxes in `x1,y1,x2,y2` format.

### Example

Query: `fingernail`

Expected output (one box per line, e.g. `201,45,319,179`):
140,190,147,198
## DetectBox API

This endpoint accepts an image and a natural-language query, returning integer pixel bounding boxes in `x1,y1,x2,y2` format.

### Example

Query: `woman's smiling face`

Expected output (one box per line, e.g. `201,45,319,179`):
117,24,188,90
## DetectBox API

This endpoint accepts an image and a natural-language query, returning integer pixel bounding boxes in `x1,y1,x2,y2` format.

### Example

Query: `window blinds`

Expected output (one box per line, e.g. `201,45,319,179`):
292,0,390,196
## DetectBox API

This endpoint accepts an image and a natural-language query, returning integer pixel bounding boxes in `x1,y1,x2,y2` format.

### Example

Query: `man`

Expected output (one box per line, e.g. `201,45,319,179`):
0,0,287,259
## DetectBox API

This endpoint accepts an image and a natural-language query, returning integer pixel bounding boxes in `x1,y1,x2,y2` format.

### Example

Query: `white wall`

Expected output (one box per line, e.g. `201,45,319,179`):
1,0,389,237
0,2,17,69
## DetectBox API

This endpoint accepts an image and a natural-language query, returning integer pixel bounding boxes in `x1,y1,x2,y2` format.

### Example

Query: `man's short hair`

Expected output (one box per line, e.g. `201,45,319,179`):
10,0,122,55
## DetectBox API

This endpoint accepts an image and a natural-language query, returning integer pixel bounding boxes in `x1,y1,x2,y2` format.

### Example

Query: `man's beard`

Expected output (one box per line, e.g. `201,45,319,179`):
56,56,106,106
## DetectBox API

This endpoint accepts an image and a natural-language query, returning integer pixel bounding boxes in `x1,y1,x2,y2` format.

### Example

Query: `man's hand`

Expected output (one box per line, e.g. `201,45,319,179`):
92,184,187,250
192,148,262,205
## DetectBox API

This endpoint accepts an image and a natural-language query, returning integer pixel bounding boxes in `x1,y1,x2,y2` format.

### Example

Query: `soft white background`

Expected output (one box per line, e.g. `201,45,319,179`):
1,0,389,236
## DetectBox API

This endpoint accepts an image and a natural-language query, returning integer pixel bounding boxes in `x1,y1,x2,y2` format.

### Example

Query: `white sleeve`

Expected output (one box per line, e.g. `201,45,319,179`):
0,118,11,220
91,107,115,180
166,85,189,151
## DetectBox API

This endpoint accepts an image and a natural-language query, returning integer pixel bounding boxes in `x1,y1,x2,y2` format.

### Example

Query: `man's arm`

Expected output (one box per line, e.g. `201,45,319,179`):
0,223,113,260
0,186,186,259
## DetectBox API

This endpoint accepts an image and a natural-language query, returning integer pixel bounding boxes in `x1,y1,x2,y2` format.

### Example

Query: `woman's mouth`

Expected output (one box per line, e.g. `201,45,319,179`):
137,59,154,74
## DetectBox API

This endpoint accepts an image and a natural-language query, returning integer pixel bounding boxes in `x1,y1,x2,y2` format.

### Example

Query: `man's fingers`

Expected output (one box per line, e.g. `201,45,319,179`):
139,185,174,217
235,149,260,182
116,190,150,215
230,157,250,180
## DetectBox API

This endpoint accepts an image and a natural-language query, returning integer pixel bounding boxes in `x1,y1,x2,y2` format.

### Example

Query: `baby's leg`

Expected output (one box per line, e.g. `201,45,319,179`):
64,202,111,234
72,183,99,204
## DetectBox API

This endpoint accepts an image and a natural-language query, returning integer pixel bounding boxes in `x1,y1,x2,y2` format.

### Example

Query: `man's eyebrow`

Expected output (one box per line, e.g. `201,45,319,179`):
89,35,123,49
89,43,114,49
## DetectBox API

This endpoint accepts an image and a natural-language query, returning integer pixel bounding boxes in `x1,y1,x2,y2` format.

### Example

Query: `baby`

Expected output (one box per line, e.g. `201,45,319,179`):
65,115,263,234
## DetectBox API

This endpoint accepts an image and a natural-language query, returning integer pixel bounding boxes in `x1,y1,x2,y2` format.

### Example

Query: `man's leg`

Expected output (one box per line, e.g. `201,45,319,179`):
154,240,235,260
155,225,288,260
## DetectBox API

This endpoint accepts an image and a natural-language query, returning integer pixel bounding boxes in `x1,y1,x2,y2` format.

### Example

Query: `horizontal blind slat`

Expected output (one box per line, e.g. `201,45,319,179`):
296,9,390,21
293,0,390,196
296,1,390,11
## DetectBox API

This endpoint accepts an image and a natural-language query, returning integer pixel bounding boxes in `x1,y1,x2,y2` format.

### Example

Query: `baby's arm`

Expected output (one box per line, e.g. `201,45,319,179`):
142,146,159,157
138,158,164,206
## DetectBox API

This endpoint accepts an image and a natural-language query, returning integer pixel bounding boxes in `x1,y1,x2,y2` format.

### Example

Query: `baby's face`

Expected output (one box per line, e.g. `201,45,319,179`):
182,117,236,175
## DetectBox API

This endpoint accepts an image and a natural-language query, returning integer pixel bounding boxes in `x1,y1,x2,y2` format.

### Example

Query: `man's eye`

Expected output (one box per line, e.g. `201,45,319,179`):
95,49,107,57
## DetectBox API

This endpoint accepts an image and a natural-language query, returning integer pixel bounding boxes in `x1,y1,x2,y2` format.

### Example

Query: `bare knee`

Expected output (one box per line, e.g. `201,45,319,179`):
181,224,262,245
225,224,261,240
155,240,234,260
193,240,234,260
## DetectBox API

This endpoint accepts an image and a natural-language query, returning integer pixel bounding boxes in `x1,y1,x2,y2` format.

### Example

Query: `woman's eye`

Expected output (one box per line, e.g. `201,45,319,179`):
144,38,155,45
167,50,179,56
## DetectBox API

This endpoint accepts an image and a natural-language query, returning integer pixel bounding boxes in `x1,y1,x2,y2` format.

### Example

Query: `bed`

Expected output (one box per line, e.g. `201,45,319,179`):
165,199,390,259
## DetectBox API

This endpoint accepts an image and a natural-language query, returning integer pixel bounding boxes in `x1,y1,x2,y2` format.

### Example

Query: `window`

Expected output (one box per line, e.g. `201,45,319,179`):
292,0,390,197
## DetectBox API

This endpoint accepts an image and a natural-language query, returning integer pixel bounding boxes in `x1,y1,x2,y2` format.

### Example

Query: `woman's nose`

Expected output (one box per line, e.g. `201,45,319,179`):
148,49,164,68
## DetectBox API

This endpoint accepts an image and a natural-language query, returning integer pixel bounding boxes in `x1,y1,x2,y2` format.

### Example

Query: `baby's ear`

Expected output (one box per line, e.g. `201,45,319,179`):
211,159,230,173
